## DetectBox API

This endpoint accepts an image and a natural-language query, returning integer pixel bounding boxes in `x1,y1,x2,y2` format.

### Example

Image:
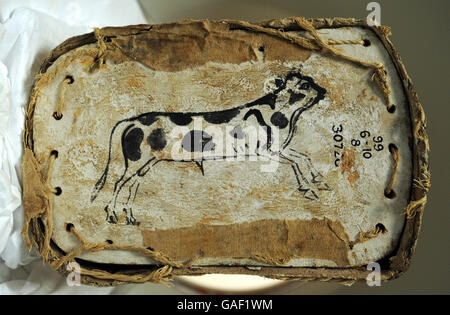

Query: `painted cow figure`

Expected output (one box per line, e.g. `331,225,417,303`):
91,70,329,225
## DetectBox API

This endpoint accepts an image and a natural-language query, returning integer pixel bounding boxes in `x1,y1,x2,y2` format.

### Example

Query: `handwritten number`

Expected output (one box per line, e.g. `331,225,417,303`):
334,143,344,149
351,139,361,146
333,134,343,142
332,124,343,167
332,124,343,133
374,144,384,151
373,136,383,143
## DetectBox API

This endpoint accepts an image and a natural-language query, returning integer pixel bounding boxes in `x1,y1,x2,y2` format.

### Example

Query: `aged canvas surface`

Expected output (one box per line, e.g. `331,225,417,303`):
29,22,412,268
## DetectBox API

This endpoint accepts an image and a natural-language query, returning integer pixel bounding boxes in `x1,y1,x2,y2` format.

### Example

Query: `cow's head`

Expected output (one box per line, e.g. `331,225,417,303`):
268,71,327,148
272,71,326,110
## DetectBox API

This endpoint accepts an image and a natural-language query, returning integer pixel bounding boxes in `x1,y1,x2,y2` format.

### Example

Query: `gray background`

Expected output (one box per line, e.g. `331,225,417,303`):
129,0,448,294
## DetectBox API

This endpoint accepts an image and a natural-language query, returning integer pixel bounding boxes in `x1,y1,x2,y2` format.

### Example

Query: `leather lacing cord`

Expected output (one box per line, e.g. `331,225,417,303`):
48,222,197,283
385,144,399,199
46,150,61,195
328,39,370,46
52,75,74,120
51,222,198,270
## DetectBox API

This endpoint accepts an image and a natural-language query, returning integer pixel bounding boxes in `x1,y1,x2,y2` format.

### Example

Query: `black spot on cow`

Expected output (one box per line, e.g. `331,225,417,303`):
243,109,273,148
270,111,289,129
203,108,240,124
147,128,167,150
182,130,215,152
122,127,144,161
245,93,277,110
169,113,193,125
137,113,158,126
229,125,245,139
274,78,283,88
288,91,305,104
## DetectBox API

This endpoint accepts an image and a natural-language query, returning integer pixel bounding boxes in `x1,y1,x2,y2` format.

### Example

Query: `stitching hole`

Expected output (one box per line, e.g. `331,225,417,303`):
106,239,113,244
384,143,398,199
65,75,74,84
384,189,396,199
387,104,396,113
54,187,62,196
376,223,387,233
50,150,59,158
363,39,371,47
52,112,63,120
65,223,74,232
388,143,398,154
258,45,265,52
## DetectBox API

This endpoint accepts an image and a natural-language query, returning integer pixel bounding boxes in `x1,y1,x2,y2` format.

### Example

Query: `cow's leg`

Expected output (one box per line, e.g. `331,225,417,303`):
122,179,140,225
251,147,316,199
104,158,148,224
277,152,318,200
102,170,129,224
118,157,157,225
280,149,330,200
287,148,330,191
104,166,135,224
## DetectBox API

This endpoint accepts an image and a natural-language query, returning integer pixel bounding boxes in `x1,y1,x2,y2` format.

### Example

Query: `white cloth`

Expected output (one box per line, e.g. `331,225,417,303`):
0,0,149,294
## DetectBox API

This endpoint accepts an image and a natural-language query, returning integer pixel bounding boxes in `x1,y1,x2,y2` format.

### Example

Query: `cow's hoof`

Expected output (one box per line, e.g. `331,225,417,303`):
132,220,141,226
105,206,118,223
315,182,331,191
124,208,140,226
104,206,110,220
108,215,118,224
126,217,140,226
299,188,319,200
311,174,330,191
125,217,139,226
311,173,325,182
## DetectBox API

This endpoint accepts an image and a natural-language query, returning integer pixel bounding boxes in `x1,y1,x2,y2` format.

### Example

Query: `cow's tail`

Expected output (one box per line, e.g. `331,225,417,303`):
90,120,130,203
